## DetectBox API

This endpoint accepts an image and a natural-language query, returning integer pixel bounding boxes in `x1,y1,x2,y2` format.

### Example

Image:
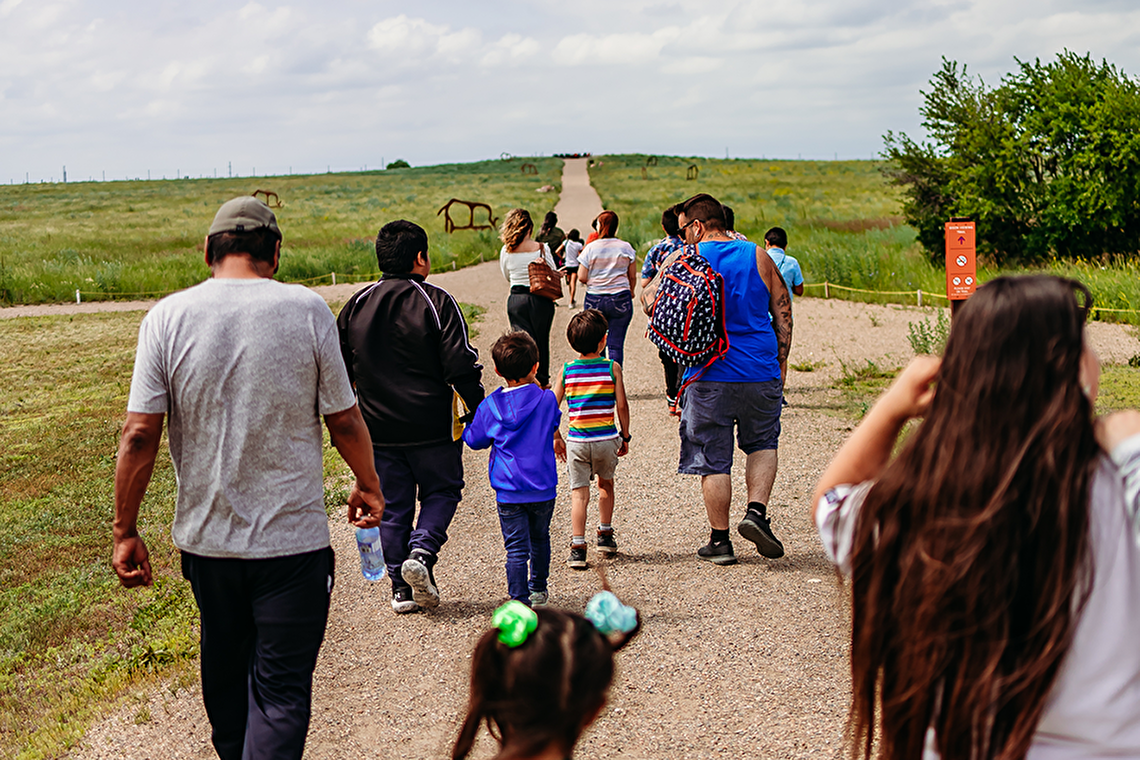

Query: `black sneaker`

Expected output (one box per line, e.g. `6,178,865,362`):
738,510,785,559
401,550,440,608
697,539,738,565
568,544,588,570
391,585,419,614
597,529,618,556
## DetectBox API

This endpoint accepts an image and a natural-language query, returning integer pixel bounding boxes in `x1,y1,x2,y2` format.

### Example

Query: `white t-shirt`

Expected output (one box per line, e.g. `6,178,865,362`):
577,238,635,295
816,433,1140,759
563,239,584,269
500,243,556,288
127,278,357,559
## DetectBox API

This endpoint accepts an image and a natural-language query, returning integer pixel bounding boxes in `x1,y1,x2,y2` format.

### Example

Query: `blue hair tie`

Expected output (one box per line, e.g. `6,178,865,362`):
585,591,638,635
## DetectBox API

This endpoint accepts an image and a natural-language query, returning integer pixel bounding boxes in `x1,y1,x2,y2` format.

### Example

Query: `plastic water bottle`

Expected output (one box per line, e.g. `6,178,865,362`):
356,527,386,581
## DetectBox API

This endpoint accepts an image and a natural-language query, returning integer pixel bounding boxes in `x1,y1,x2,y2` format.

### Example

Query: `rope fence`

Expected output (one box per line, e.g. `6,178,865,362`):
802,281,950,307
70,253,489,303
59,275,1140,320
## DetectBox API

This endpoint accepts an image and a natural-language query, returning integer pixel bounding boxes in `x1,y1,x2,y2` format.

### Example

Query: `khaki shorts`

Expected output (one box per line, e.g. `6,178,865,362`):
567,437,621,490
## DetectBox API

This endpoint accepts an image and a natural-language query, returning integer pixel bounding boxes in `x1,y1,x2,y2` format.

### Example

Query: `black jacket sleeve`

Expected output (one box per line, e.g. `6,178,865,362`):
434,290,484,418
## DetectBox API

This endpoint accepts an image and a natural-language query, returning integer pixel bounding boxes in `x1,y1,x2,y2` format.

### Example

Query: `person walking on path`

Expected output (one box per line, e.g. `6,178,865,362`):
675,193,792,566
813,276,1140,759
764,227,804,302
338,220,485,614
534,211,566,267
576,210,637,366
557,228,584,308
639,204,686,414
552,309,631,570
764,226,804,399
462,331,565,607
499,208,560,387
112,196,385,760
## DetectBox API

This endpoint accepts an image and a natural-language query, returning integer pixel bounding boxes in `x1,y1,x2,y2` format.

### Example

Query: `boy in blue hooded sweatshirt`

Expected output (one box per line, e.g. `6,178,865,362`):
463,331,565,607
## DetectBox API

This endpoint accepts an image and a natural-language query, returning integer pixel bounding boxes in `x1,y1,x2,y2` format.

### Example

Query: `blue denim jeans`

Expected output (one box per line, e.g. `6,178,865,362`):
496,499,555,603
583,290,633,366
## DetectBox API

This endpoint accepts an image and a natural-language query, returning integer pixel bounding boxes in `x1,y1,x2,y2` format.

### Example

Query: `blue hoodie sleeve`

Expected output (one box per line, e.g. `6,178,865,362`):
462,402,494,450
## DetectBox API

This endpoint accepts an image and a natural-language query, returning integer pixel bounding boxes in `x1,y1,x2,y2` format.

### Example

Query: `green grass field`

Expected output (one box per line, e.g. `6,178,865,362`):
588,154,1140,324
0,158,562,305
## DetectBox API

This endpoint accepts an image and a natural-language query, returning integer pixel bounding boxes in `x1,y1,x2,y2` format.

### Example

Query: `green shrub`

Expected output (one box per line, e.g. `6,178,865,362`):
907,309,951,355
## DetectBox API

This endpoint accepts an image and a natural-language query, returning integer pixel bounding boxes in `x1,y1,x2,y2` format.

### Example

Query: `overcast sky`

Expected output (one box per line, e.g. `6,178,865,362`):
2,0,1139,183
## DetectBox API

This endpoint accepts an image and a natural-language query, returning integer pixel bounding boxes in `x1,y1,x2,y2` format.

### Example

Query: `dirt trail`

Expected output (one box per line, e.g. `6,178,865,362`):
61,163,1140,759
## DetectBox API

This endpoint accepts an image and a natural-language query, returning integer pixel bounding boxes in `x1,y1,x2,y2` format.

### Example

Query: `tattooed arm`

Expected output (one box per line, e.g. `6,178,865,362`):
755,247,793,386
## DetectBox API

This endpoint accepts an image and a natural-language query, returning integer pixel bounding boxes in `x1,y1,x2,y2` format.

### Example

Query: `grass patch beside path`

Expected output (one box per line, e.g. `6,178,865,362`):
0,159,562,305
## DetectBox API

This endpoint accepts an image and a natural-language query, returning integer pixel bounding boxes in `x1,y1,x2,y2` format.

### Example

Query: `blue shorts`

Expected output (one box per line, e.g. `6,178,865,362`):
678,380,782,476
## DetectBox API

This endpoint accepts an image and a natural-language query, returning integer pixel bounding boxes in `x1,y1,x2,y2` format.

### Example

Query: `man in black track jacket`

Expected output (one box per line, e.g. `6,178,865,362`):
337,220,484,614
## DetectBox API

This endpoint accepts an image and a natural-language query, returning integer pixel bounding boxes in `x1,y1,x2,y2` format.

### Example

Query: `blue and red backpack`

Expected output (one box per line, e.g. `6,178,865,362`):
646,245,729,391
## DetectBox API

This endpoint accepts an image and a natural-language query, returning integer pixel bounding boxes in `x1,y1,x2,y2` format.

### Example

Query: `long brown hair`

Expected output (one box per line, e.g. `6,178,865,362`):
452,607,639,760
499,208,534,251
848,276,1098,760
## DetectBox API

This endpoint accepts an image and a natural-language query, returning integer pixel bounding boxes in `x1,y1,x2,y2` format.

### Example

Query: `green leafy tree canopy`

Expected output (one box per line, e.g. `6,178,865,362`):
883,52,1140,264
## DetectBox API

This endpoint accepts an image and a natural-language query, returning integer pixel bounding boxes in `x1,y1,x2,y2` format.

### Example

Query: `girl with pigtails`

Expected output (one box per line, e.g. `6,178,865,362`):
813,275,1140,759
452,590,639,760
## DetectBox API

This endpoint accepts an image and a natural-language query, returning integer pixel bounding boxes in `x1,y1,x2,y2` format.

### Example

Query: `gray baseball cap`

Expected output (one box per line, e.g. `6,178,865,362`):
209,196,281,237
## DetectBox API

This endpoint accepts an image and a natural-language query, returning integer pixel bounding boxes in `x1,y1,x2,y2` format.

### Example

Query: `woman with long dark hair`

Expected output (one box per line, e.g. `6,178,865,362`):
813,275,1140,759
499,208,559,387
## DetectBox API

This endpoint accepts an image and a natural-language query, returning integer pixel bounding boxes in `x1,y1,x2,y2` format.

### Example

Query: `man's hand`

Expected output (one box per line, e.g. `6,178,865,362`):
113,411,164,590
617,439,629,457
113,535,153,588
347,479,385,529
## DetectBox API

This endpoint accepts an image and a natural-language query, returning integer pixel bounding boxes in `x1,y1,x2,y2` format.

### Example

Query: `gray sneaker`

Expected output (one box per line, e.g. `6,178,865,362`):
737,510,785,559
401,550,440,608
529,591,549,607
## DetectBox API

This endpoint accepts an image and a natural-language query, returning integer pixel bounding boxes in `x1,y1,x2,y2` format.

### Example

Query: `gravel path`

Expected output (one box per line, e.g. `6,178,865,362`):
62,162,1140,759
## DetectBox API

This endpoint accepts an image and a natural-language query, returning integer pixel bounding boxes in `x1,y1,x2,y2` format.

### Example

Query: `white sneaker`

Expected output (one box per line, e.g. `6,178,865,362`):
401,552,440,608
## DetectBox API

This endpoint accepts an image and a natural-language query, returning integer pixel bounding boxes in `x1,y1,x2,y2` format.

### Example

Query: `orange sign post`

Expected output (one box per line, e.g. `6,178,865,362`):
945,221,977,310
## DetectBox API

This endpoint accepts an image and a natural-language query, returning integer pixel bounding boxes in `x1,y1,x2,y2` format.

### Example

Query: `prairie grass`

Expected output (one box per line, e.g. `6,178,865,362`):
589,154,1140,323
0,158,561,305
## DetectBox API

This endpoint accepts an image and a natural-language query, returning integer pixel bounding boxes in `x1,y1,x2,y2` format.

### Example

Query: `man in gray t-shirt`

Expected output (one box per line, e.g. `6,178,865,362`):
113,196,384,760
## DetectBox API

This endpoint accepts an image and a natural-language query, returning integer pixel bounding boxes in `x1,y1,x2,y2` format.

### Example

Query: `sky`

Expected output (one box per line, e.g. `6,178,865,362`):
2,0,1139,183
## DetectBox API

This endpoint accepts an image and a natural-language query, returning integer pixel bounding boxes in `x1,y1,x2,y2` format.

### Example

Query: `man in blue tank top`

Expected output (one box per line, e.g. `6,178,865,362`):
675,193,793,566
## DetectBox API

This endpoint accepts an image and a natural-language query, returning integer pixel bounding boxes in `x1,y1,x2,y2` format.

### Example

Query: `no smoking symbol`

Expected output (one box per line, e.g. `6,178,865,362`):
956,255,968,267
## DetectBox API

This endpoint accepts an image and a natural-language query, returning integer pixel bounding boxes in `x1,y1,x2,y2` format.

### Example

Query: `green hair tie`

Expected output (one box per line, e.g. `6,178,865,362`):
492,600,538,647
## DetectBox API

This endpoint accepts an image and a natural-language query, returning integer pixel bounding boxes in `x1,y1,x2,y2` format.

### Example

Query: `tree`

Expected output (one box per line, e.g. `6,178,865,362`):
386,159,411,169
883,52,1140,264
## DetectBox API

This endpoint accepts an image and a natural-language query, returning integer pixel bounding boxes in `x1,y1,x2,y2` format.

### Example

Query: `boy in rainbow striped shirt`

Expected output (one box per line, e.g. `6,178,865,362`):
552,309,631,569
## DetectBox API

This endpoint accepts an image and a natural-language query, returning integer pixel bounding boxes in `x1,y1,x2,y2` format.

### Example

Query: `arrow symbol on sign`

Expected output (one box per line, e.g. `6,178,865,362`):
958,236,966,245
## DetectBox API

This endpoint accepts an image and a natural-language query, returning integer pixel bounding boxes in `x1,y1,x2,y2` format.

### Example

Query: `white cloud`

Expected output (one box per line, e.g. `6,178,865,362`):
480,33,541,67
553,27,683,66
